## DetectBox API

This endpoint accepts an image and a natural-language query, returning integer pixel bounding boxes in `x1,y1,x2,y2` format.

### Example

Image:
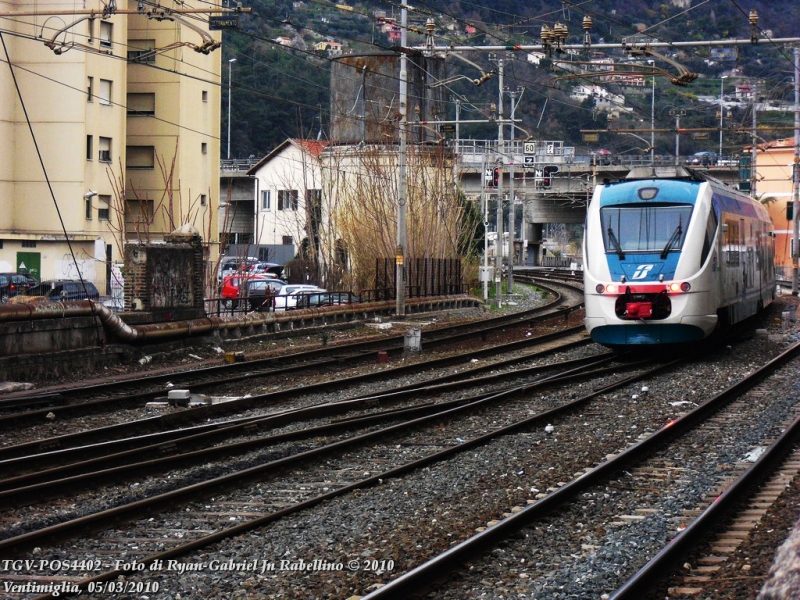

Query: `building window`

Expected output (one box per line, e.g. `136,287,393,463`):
202,90,208,102
127,39,155,62
98,195,111,221
86,135,93,161
200,194,207,206
278,190,298,211
282,236,293,246
125,199,155,232
99,21,113,49
201,142,207,154
0,240,3,249
126,145,155,170
260,190,271,211
98,79,112,105
99,136,112,162
85,196,93,220
126,92,155,116
87,77,93,102
21,240,36,248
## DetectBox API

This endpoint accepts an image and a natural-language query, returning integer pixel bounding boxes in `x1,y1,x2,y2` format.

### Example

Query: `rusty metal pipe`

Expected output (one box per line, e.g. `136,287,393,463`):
0,297,480,347
91,302,140,342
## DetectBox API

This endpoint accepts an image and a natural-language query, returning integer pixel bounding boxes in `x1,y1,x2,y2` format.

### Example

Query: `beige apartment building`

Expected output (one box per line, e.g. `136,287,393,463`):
0,0,221,295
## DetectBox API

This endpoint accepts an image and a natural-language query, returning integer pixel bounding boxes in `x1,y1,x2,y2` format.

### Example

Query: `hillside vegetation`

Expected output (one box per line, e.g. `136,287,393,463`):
224,0,799,157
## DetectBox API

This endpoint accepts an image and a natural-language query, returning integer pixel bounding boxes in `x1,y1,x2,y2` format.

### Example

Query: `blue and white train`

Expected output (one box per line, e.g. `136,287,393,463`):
583,170,775,346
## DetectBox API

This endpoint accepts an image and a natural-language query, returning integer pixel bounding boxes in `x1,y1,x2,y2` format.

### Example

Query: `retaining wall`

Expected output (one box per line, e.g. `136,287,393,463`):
0,296,482,382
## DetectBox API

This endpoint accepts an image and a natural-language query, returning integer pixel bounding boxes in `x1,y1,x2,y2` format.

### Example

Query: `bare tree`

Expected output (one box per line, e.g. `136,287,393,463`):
323,143,475,291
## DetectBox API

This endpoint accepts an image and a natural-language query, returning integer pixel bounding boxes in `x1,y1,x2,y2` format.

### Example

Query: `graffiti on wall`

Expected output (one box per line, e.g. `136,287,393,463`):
149,248,194,308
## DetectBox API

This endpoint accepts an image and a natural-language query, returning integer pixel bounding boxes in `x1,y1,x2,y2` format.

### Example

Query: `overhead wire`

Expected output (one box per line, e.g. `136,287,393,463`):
3,0,796,156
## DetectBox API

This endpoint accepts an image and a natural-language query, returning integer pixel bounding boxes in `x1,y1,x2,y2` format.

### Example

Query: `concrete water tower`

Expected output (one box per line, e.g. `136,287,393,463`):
330,53,447,144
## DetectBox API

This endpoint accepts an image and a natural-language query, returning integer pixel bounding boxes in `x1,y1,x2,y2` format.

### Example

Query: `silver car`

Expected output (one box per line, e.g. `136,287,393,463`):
274,284,327,310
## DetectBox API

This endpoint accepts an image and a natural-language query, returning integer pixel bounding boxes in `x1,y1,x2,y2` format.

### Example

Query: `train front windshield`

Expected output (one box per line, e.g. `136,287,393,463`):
601,205,693,255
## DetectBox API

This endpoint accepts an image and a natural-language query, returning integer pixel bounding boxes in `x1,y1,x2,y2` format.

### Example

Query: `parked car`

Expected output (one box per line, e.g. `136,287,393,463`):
243,279,286,311
0,273,38,303
275,285,326,310
249,262,284,278
217,256,259,285
244,281,325,312
220,273,284,309
16,280,100,302
293,291,359,310
687,151,717,166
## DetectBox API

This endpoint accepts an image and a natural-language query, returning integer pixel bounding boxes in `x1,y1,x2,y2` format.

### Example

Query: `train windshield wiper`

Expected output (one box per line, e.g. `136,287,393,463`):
606,227,625,259
660,224,682,259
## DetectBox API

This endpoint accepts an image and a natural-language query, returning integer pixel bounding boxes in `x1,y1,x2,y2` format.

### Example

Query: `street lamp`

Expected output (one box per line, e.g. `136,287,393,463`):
227,58,236,160
719,76,728,157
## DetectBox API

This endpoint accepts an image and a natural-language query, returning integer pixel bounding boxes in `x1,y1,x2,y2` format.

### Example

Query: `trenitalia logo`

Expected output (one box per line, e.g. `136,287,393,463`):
632,264,654,280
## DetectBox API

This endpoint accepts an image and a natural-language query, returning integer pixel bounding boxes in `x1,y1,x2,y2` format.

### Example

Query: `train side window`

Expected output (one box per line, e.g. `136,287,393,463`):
724,219,740,265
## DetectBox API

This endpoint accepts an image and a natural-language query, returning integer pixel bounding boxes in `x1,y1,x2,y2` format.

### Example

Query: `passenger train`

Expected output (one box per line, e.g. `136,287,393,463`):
583,169,775,346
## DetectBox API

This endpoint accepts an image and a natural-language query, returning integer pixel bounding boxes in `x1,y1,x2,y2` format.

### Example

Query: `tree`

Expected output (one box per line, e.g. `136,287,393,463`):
323,143,475,291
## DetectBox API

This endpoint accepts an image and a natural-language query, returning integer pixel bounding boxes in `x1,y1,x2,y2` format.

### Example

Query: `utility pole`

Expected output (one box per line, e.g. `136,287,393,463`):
505,86,522,293
719,76,728,157
455,98,461,142
792,46,799,295
670,109,685,166
396,0,408,316
481,157,489,302
493,56,504,306
751,84,758,199
227,57,236,160
649,62,655,165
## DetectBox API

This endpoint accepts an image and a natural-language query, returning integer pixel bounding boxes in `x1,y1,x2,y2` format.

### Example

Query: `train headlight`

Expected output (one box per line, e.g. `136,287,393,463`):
598,283,622,294
668,282,691,293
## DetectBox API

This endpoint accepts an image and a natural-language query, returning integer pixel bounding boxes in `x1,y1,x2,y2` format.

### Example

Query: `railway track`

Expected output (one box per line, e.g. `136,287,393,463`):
354,341,800,600
0,278,583,427
0,331,596,490
5,275,795,600
0,340,668,597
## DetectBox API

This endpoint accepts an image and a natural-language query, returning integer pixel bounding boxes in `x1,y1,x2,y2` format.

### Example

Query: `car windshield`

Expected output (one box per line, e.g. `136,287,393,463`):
601,205,693,254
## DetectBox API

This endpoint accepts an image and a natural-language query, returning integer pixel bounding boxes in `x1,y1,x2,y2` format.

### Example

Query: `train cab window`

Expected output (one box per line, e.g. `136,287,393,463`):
600,205,693,254
701,208,718,265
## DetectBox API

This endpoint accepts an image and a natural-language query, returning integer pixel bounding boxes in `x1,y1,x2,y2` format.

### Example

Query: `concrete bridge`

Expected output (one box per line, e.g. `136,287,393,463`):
453,139,744,266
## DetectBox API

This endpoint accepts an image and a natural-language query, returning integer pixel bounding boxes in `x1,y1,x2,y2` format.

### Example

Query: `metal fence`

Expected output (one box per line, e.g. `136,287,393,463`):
374,258,465,300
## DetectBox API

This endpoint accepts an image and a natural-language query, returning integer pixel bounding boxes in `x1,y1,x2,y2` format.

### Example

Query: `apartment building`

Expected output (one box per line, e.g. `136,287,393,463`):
0,0,221,295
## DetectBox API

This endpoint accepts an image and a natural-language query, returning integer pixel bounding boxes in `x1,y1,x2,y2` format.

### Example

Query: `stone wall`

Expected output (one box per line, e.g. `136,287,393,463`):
124,230,206,321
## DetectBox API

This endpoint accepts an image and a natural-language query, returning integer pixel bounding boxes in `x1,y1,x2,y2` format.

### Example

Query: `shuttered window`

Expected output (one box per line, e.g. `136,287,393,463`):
126,146,155,170
127,92,155,116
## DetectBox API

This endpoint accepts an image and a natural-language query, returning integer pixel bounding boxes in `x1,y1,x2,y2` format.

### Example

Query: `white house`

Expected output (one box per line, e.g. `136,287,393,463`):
569,84,628,112
247,139,329,265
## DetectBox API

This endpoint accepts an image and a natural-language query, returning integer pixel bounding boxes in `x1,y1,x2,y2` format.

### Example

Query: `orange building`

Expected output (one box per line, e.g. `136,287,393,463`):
753,137,798,281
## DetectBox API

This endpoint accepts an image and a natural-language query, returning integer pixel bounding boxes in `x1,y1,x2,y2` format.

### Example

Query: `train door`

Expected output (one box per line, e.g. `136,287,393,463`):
743,218,750,302
719,216,744,322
